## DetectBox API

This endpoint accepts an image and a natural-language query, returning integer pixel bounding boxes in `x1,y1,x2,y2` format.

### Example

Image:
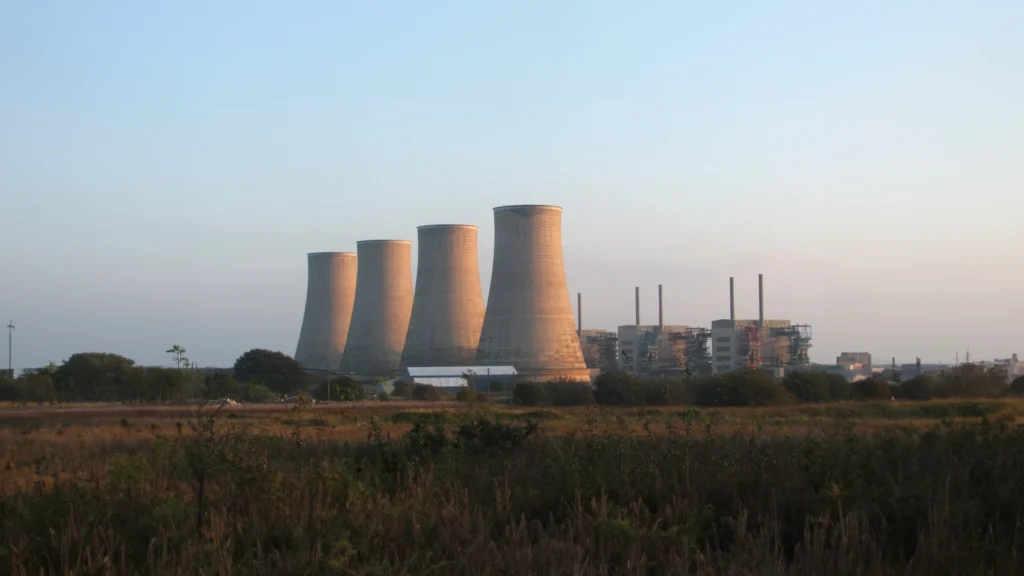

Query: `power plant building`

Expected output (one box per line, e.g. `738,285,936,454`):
474,205,590,382
294,252,357,371
578,329,619,373
401,225,485,367
340,240,414,377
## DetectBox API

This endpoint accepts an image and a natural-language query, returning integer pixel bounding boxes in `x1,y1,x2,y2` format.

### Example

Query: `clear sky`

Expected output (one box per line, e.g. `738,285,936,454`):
1,1,1021,371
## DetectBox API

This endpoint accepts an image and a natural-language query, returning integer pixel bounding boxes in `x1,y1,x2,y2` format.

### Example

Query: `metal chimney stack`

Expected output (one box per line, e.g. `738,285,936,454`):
729,277,735,321
340,240,414,376
577,292,582,335
400,225,485,367
474,205,589,382
758,273,764,328
635,287,640,326
294,252,357,371
658,284,664,332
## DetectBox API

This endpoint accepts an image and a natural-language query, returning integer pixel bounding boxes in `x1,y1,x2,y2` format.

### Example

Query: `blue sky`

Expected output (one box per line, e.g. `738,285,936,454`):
1,0,1021,371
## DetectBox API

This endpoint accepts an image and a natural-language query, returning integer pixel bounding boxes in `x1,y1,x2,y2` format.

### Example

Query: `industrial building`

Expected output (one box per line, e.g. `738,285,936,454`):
474,205,590,382
710,275,812,375
404,365,518,391
401,225,485,367
294,252,357,371
340,240,414,377
578,329,619,372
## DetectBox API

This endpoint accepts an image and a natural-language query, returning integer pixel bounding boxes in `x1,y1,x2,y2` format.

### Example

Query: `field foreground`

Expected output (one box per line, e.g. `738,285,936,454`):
2,399,1024,574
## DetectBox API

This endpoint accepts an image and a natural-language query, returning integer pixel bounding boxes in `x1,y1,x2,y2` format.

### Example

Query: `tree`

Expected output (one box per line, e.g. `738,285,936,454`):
312,376,365,402
166,345,188,370
233,349,310,395
851,377,892,400
204,372,245,400
412,384,440,402
392,380,414,398
53,353,144,402
782,371,849,402
1010,376,1024,397
244,382,279,404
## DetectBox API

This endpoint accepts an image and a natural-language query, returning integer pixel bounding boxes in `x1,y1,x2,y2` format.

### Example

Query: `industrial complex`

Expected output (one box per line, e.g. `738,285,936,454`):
293,204,1018,387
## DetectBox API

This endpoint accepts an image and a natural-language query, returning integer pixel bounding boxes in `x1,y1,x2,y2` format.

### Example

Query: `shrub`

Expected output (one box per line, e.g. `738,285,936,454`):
543,381,595,407
690,370,792,407
244,383,278,404
311,376,364,402
455,386,485,404
513,383,545,406
392,380,414,398
851,377,892,400
894,374,936,401
592,372,681,406
1010,376,1024,397
411,384,440,402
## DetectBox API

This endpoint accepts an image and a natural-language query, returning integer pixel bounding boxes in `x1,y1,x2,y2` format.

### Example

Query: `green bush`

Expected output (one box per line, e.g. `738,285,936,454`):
851,377,892,400
542,381,595,407
312,377,365,402
411,384,440,402
690,369,793,407
392,380,414,398
244,382,278,404
1010,376,1024,397
456,386,485,404
513,383,545,406
592,372,681,406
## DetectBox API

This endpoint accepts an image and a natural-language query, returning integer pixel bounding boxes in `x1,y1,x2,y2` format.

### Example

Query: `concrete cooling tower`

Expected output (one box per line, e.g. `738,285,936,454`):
340,240,414,376
474,205,590,382
401,225,485,367
294,252,357,371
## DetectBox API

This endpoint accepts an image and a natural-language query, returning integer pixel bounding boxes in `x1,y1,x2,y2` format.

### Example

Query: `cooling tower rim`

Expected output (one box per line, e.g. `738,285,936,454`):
356,239,412,245
417,224,478,231
493,204,562,212
306,251,356,257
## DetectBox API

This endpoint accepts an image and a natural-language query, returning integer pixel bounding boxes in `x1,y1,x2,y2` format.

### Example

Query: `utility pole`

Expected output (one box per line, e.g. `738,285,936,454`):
6,319,13,378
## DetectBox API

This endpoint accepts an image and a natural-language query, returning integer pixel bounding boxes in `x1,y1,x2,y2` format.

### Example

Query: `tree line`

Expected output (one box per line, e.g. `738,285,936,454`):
511,364,1023,407
0,348,363,404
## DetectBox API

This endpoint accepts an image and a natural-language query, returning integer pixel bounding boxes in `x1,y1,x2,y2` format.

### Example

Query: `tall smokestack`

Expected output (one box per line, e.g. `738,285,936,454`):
295,252,357,371
758,273,764,328
658,284,664,332
400,225,484,367
635,287,640,326
729,277,735,321
340,240,414,376
577,292,582,335
474,205,589,382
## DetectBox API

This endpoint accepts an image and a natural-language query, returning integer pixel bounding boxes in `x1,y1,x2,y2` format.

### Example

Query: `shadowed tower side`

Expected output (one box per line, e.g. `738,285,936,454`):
401,225,485,367
475,205,589,382
340,240,414,376
294,252,357,371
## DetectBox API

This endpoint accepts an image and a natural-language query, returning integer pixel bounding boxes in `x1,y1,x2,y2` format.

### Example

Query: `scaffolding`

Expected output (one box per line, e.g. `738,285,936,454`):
742,324,762,368
766,324,813,367
683,327,712,375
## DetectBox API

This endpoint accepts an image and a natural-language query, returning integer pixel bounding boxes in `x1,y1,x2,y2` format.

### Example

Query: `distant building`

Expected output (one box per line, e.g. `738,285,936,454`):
710,319,811,375
403,366,518,391
578,330,619,373
617,325,690,375
994,354,1023,382
837,352,872,371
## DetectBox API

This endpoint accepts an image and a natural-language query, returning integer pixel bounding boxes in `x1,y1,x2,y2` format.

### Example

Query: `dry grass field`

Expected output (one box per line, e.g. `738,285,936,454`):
2,398,1024,574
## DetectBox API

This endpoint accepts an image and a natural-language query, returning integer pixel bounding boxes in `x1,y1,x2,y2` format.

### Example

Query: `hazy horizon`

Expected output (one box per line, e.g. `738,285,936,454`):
2,1,1021,372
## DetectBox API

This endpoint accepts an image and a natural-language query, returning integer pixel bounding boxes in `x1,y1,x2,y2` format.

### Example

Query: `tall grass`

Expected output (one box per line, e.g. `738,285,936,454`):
1,409,1023,574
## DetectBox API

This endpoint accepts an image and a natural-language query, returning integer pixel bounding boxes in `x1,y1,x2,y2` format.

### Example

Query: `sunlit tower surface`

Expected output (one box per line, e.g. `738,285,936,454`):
401,225,485,367
294,252,357,371
474,205,589,382
340,240,414,376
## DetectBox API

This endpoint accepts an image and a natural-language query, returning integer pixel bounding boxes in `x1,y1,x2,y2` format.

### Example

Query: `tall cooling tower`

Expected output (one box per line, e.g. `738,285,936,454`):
340,240,414,376
401,225,485,367
294,252,357,371
475,205,589,382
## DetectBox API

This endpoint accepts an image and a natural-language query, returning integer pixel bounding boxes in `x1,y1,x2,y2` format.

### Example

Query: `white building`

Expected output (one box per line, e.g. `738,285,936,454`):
710,319,803,375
